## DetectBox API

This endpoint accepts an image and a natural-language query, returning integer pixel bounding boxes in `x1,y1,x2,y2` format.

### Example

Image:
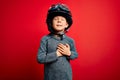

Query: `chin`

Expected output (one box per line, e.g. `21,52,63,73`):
55,29,64,32
55,28,63,31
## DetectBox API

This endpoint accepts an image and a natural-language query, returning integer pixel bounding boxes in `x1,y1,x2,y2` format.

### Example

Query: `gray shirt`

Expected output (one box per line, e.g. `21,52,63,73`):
37,33,78,80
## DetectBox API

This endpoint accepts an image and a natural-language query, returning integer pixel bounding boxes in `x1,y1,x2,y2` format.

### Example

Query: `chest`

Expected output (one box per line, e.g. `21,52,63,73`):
47,38,70,53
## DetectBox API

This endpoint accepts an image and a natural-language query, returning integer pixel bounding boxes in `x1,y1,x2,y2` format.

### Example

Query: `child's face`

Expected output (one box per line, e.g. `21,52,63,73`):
52,16,68,32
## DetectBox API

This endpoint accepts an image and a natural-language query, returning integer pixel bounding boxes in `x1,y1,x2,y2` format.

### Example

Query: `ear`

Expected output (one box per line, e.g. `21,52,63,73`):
65,23,69,28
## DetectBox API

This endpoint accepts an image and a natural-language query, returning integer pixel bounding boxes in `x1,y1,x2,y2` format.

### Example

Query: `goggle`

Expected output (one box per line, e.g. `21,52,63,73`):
48,4,70,12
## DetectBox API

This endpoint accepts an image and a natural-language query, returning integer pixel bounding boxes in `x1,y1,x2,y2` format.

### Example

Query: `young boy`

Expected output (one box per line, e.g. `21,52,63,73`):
37,3,78,80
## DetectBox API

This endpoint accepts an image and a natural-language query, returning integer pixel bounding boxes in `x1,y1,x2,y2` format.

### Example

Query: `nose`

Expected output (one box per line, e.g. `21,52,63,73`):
57,19,61,23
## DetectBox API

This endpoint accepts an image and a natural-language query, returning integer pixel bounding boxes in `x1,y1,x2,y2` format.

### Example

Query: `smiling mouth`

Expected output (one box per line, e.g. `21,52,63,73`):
56,25,62,26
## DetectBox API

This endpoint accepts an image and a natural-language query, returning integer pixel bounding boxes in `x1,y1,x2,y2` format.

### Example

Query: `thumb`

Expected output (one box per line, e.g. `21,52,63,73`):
65,43,70,48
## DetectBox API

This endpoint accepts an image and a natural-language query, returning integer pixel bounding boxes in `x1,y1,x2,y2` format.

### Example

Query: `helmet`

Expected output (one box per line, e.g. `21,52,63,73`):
46,3,73,33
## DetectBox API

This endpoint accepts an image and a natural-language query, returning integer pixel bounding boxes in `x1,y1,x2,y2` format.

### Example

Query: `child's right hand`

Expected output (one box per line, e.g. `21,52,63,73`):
56,49,63,57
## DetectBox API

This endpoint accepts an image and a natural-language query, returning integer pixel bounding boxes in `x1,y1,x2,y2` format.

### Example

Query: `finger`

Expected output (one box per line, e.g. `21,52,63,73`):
58,43,65,47
57,47,64,52
58,49,64,54
65,43,70,48
57,44,66,49
65,44,70,48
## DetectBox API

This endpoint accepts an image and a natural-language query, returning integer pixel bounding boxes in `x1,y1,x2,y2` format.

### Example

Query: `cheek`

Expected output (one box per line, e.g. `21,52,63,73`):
52,21,56,26
53,21,57,24
63,22,68,27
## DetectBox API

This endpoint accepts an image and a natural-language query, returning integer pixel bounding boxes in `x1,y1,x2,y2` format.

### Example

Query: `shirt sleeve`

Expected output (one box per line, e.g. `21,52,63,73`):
67,39,78,60
37,39,58,64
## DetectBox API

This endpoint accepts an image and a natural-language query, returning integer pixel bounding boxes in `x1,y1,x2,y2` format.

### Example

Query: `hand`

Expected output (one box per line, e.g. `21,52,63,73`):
56,49,63,57
57,43,71,56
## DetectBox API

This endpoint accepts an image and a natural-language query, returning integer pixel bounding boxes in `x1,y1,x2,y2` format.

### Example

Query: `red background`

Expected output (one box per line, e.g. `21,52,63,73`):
1,0,120,80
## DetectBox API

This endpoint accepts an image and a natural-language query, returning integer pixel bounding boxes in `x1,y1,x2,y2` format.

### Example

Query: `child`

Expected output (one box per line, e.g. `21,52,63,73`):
37,3,78,80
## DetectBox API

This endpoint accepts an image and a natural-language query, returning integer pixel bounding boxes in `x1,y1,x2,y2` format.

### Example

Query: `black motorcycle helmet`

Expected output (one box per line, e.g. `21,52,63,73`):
46,3,73,33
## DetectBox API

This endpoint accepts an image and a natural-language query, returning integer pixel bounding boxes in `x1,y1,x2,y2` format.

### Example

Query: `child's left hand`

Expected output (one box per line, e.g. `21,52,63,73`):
57,43,71,56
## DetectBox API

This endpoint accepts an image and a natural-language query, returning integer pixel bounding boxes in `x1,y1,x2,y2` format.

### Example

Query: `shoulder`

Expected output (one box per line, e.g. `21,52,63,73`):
40,34,52,42
65,35,75,43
